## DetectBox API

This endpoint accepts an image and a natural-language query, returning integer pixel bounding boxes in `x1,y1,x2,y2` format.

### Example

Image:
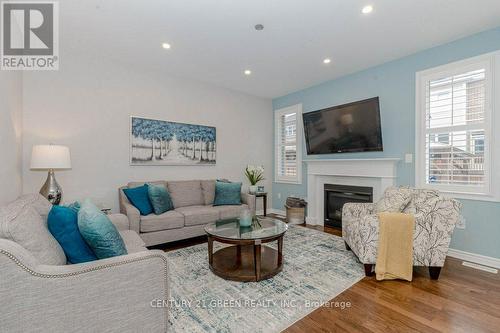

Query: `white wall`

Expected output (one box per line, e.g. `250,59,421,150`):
0,71,23,205
21,56,273,212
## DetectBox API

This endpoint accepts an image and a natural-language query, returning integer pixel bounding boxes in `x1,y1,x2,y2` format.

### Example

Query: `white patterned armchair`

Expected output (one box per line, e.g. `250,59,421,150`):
342,187,462,279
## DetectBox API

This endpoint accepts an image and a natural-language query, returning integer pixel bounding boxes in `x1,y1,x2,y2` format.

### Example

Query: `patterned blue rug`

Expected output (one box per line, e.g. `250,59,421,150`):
166,226,364,332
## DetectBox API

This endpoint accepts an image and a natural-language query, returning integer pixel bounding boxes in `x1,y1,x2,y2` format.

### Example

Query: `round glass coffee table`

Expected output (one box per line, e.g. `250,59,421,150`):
204,217,288,282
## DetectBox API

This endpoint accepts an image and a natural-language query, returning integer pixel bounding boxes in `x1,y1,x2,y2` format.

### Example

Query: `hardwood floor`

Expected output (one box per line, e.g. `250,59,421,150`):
158,217,500,333
286,224,500,333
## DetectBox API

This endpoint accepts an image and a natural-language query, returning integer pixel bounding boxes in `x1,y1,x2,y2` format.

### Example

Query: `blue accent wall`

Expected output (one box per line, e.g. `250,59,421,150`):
273,27,500,259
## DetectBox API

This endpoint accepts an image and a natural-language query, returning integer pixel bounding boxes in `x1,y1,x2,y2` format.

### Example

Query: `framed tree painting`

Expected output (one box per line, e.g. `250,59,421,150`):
130,116,216,165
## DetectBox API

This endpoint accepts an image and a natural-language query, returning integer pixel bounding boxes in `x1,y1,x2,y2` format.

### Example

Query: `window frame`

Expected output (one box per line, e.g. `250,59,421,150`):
275,104,303,184
415,51,500,201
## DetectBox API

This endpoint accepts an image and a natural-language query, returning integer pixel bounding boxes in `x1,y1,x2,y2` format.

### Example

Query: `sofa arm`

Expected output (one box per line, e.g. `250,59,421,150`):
412,198,463,267
0,238,168,333
242,192,256,216
119,187,141,233
342,202,376,219
121,202,141,233
108,213,130,231
342,213,380,264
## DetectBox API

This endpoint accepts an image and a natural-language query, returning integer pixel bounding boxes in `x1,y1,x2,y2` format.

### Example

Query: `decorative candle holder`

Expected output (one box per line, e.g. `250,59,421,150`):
239,208,252,227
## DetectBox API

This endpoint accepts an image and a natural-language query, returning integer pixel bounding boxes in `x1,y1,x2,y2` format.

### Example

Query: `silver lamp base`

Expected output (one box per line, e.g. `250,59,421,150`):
40,169,62,205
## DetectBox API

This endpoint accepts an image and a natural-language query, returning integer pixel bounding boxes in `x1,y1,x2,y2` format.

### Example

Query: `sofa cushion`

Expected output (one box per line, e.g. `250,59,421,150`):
175,205,220,227
140,210,184,232
167,180,204,208
48,205,97,264
213,181,242,206
128,180,167,189
375,186,412,213
215,204,249,220
0,198,67,265
148,184,174,215
78,200,128,259
201,180,216,205
119,230,147,253
123,185,154,216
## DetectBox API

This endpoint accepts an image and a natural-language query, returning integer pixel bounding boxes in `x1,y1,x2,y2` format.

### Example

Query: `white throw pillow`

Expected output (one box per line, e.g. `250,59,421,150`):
0,195,66,265
402,188,440,214
375,187,412,213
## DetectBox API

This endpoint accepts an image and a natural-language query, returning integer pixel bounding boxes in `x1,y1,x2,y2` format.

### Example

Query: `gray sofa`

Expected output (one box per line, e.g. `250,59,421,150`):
0,194,168,332
119,180,256,247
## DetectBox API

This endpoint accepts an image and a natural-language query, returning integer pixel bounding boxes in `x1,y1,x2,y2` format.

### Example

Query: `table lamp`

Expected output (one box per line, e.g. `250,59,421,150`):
30,144,71,205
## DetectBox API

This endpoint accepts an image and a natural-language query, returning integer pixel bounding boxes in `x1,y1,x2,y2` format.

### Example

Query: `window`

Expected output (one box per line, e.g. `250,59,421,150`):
275,104,302,183
416,52,500,200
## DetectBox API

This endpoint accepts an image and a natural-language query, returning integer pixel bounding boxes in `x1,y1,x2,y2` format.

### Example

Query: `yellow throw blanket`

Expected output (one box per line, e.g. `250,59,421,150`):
375,212,415,281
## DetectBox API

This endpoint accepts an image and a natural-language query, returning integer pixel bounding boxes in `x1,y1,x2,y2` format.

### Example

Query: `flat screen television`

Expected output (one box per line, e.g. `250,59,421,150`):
303,97,383,154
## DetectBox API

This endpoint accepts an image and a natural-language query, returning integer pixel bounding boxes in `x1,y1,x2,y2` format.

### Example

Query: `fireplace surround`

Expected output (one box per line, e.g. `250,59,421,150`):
304,158,400,226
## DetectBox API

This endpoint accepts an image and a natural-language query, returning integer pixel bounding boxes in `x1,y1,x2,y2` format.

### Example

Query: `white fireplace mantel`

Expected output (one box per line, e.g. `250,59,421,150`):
304,158,400,226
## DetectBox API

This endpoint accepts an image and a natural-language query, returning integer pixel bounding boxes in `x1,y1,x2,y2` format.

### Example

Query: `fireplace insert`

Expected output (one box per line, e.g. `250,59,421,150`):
324,184,373,228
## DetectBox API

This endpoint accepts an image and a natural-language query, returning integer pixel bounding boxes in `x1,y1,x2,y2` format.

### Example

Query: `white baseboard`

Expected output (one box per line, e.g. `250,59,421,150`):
269,208,286,216
447,248,500,269
256,209,286,216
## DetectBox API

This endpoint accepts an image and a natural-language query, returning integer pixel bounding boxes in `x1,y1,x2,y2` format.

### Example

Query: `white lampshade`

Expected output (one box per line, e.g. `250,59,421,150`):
30,145,72,170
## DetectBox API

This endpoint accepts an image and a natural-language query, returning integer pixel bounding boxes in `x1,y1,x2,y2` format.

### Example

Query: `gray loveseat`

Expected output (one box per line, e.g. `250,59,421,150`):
0,194,168,332
119,180,256,246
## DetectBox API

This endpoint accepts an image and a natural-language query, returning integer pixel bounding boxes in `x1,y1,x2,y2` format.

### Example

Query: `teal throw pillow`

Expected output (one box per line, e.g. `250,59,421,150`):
213,181,242,206
147,184,174,215
48,205,97,264
78,199,127,259
123,184,153,215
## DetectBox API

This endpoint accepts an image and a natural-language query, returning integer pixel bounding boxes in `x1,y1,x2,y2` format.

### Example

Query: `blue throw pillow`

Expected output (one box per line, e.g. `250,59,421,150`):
78,199,127,259
123,184,153,215
147,184,174,215
213,181,242,206
48,205,97,264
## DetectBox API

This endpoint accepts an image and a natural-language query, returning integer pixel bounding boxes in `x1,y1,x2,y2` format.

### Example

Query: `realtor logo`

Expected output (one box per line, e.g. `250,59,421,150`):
1,1,59,70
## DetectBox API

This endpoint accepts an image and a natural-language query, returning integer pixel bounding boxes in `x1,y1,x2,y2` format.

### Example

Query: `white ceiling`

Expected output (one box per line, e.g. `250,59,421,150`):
62,0,500,98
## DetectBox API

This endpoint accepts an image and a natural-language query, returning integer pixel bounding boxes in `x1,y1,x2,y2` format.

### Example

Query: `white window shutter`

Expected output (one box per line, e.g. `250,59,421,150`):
425,69,487,188
415,52,499,199
275,104,302,183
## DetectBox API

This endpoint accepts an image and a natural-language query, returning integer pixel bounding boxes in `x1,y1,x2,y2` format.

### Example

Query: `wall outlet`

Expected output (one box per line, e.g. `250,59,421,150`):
405,153,413,164
277,193,281,199
456,215,466,229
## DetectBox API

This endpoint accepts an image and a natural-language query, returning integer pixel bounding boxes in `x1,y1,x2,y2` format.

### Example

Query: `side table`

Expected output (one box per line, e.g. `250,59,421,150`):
254,192,267,216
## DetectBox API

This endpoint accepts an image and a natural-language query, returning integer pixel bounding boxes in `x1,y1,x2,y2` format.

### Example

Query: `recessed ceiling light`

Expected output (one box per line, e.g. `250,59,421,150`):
362,5,373,14
323,58,331,64
162,42,171,49
244,69,252,75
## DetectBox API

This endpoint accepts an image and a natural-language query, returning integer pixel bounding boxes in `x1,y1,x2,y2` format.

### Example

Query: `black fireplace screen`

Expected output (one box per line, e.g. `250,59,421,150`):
324,184,373,228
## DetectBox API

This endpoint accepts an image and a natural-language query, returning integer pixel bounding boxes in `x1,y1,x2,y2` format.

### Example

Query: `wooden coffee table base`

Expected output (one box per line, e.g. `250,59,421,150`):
208,242,283,282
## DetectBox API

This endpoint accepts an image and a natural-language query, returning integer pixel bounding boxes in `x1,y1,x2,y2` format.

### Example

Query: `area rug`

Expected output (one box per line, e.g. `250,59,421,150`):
166,226,364,332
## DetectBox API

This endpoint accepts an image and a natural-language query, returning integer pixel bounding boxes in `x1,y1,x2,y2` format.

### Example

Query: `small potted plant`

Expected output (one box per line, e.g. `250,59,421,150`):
245,165,264,194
